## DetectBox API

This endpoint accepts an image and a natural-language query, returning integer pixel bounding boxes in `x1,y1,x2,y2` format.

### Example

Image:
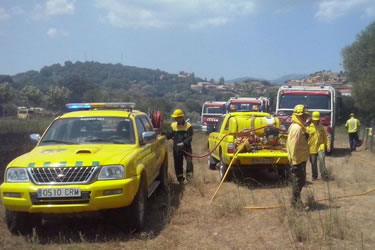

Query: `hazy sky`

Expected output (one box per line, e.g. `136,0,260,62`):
1,0,374,80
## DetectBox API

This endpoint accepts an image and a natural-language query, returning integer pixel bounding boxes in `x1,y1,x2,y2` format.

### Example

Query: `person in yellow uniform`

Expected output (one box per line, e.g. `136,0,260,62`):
345,113,360,152
287,104,310,208
166,109,193,184
306,111,329,181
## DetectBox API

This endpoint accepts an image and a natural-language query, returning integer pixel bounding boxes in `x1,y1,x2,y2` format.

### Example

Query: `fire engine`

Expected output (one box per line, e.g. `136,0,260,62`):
201,101,226,132
275,85,336,152
226,97,270,113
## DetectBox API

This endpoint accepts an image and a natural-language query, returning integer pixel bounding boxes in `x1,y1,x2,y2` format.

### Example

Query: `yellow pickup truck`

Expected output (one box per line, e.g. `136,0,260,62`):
207,111,289,181
1,103,168,234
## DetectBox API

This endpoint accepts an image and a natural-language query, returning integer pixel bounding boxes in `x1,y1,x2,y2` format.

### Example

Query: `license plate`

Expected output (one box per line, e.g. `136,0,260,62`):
37,188,81,198
252,158,274,164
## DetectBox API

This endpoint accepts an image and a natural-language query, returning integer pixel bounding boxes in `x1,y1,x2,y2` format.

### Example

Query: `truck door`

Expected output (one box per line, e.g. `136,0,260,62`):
135,117,156,186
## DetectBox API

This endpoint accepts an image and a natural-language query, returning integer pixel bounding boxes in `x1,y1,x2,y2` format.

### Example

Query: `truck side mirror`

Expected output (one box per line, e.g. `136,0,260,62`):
207,126,216,133
30,134,41,143
142,131,156,144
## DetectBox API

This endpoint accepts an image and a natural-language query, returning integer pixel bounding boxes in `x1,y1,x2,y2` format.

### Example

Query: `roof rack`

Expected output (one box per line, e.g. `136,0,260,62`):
66,102,136,111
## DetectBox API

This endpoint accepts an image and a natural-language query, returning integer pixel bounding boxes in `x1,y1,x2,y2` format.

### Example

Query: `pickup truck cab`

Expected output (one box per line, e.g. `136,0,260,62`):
207,111,289,181
1,102,168,234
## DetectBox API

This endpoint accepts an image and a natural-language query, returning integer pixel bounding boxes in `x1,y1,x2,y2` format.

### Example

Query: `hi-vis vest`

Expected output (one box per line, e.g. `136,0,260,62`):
345,117,360,133
167,121,193,147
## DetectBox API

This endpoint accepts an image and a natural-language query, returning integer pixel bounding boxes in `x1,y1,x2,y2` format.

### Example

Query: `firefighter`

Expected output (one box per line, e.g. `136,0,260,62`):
287,104,310,208
345,113,361,152
306,111,329,181
166,109,193,184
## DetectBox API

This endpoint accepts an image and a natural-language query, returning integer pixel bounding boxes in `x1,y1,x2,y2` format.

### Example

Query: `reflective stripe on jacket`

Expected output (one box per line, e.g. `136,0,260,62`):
306,123,328,154
166,121,193,147
287,123,309,165
345,118,360,133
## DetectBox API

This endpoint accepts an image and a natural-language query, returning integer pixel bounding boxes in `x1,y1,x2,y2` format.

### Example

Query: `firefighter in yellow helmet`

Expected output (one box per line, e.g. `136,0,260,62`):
287,104,310,208
306,111,329,181
345,113,361,152
165,109,193,184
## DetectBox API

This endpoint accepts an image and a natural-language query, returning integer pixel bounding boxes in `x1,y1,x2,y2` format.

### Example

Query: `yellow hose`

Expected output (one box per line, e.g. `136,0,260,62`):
209,141,247,204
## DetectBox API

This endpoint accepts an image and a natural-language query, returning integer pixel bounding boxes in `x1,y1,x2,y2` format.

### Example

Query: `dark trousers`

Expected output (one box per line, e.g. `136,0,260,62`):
290,162,306,206
173,146,193,179
309,152,328,180
348,132,359,152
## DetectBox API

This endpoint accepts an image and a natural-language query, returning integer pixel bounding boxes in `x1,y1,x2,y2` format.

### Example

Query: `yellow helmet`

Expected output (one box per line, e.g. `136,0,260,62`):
293,104,309,116
312,111,320,121
252,105,259,111
171,109,184,118
350,113,355,117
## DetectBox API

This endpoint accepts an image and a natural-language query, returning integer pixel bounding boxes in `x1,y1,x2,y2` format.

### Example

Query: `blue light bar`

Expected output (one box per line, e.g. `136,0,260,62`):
65,102,136,111
66,103,92,110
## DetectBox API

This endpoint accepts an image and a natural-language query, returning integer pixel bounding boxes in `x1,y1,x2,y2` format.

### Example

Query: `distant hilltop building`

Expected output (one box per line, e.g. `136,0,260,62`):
178,71,193,78
286,71,351,96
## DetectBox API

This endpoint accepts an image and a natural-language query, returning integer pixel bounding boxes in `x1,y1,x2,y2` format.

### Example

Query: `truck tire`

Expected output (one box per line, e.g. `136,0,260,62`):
6,209,40,235
130,176,148,231
208,155,218,170
158,156,169,192
219,161,232,182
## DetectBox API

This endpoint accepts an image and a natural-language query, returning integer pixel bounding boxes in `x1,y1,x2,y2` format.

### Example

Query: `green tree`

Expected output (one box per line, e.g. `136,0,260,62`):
83,89,109,102
20,85,43,107
342,21,375,118
45,86,71,111
0,83,15,116
184,99,202,113
0,83,14,104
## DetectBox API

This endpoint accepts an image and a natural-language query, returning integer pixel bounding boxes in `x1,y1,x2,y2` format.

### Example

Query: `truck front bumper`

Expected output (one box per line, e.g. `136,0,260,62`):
0,176,139,214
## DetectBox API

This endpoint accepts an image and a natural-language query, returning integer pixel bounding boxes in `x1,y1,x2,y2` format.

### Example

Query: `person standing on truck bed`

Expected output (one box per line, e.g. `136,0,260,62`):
287,104,310,208
166,109,194,184
306,111,329,181
345,113,361,152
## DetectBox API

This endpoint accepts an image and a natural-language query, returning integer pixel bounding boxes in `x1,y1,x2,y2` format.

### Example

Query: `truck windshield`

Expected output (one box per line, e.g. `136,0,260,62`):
228,103,259,112
279,95,331,110
40,117,135,145
203,106,224,114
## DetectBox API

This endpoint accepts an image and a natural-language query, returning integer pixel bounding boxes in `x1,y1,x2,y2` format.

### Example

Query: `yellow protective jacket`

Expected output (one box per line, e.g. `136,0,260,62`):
166,121,193,147
287,119,309,165
345,117,360,133
306,123,328,154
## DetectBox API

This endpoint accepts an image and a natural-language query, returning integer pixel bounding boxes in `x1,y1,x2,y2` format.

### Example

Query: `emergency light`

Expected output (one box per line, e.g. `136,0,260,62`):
66,102,136,111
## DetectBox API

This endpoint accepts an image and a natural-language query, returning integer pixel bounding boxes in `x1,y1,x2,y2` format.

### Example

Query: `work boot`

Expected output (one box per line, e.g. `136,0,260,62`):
291,199,304,210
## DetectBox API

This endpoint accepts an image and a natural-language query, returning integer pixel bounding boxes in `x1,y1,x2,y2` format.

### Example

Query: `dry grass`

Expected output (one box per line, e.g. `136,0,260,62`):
1,129,375,249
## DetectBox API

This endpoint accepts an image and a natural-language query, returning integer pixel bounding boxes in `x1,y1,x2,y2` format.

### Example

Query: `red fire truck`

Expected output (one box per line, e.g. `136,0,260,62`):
201,101,226,132
275,85,336,152
225,97,271,113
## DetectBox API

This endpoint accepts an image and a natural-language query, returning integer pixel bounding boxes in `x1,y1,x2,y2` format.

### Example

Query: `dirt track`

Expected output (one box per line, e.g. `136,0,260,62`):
1,130,375,249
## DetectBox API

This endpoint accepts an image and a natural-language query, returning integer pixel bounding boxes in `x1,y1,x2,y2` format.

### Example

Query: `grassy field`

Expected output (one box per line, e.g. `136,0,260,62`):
0,125,375,249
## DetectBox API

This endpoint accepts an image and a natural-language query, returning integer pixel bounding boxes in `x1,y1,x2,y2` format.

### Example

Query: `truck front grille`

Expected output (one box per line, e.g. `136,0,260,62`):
28,166,99,185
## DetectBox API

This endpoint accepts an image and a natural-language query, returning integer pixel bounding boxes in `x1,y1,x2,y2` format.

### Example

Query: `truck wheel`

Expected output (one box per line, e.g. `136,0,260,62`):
6,209,40,235
219,161,232,182
208,155,218,170
130,177,148,231
158,156,169,192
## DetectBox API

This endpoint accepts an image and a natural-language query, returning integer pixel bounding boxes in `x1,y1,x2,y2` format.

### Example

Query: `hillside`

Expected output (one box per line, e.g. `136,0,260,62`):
271,73,308,85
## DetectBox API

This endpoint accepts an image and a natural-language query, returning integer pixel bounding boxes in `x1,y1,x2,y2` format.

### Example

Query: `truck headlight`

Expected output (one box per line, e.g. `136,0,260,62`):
98,165,125,180
6,168,30,182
